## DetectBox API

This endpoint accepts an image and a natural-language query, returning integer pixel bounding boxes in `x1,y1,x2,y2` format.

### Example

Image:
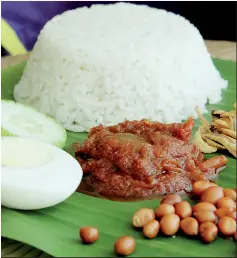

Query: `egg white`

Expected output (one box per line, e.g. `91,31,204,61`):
1,136,82,210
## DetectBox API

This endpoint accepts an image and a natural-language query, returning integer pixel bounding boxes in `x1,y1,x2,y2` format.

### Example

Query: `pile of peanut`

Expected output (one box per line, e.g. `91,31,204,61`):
132,181,236,244
79,181,236,257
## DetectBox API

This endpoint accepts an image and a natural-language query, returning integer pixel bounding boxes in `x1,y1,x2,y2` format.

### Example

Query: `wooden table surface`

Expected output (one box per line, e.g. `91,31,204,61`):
1,40,236,69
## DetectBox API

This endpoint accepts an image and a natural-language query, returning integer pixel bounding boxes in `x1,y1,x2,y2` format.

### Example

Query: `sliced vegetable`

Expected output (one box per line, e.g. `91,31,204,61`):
1,100,67,148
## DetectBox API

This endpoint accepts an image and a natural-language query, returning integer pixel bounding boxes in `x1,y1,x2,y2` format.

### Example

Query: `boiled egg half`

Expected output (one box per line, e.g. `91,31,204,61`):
1,136,82,210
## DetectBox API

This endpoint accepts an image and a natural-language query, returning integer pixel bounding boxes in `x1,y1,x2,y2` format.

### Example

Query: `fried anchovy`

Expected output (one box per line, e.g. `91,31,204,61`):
193,103,236,158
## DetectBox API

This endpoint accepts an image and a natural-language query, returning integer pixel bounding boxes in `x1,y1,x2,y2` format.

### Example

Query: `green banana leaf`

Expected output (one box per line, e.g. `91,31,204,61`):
1,59,236,257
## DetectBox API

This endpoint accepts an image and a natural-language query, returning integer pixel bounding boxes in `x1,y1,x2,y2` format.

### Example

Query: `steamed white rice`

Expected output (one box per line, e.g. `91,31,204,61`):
14,3,227,132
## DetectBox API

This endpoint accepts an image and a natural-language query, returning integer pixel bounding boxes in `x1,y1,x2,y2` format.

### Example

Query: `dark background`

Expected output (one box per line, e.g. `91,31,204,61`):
138,1,236,41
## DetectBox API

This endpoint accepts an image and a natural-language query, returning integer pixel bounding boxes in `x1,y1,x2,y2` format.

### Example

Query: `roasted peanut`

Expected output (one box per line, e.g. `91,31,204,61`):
155,204,175,219
132,208,155,228
193,211,217,224
199,222,218,243
218,216,236,236
114,236,136,256
160,214,180,236
180,217,199,236
175,201,192,219
201,186,224,204
161,194,182,205
192,181,217,196
223,188,236,201
80,227,99,244
143,220,160,239
192,202,216,213
215,208,233,219
226,210,236,220
216,197,236,210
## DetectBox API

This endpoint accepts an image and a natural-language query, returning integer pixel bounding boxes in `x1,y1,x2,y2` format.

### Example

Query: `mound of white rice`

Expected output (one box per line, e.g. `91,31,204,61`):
14,2,227,132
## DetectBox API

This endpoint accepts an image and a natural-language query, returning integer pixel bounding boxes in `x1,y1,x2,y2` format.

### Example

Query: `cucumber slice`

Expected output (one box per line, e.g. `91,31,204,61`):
1,100,67,148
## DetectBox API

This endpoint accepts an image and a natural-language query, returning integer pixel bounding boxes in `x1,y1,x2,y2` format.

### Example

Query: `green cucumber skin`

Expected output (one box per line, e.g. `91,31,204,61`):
1,100,67,149
1,127,67,149
1,127,15,137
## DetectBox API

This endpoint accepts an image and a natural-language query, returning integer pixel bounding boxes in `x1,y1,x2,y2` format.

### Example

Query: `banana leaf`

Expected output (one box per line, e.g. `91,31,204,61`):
1,59,236,257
